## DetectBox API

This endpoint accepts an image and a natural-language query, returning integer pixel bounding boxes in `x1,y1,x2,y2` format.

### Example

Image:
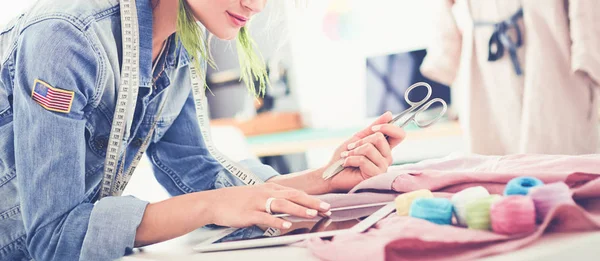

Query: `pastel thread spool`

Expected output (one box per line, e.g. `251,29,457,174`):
503,176,544,196
451,186,490,226
490,195,536,235
409,198,454,225
528,182,574,223
465,195,502,230
395,189,434,216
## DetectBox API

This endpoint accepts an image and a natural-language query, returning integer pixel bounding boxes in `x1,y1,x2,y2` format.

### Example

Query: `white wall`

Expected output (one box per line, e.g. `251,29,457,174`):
285,0,436,129
280,0,441,167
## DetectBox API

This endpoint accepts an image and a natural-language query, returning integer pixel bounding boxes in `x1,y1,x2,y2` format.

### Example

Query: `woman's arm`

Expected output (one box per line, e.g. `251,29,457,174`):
267,168,331,195
134,191,211,247
14,20,149,261
269,112,406,194
134,182,332,247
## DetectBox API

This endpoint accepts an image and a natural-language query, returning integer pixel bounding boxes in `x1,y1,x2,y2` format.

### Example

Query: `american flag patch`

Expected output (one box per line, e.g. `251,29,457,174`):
31,79,74,113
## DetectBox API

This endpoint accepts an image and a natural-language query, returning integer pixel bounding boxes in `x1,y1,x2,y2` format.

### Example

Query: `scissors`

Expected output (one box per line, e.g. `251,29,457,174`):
322,82,448,180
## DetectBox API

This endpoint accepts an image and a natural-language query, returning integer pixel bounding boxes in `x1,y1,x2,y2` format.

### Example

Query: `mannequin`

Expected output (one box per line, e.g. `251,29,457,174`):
421,0,600,155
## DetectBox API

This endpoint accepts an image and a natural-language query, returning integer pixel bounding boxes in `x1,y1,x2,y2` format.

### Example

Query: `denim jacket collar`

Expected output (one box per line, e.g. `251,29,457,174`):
163,34,190,70
137,0,154,87
137,0,191,87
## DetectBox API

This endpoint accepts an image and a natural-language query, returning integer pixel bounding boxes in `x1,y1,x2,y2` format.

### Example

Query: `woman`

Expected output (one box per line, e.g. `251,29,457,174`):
0,0,405,260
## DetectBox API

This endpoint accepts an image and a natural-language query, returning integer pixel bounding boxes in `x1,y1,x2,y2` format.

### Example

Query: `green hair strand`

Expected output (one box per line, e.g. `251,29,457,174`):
176,0,269,98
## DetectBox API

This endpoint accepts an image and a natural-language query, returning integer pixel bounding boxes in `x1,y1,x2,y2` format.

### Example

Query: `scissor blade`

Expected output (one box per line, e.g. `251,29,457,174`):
322,160,345,180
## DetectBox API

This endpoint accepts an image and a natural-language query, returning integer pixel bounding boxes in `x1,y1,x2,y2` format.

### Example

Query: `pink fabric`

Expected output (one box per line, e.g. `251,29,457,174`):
306,154,600,261
349,153,600,193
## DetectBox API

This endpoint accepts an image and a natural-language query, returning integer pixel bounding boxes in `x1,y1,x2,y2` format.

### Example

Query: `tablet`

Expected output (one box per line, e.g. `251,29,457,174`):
193,201,396,253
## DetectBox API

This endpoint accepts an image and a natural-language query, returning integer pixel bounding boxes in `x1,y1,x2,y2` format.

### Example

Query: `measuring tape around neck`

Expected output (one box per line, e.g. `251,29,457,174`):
101,0,280,237
188,64,265,186
99,0,140,199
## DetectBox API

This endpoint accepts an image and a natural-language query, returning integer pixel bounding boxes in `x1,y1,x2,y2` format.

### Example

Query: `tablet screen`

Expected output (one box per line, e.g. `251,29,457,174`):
215,201,391,243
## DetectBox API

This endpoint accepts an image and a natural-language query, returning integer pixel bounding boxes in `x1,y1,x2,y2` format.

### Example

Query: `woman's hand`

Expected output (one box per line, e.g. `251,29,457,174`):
326,111,406,191
206,183,331,230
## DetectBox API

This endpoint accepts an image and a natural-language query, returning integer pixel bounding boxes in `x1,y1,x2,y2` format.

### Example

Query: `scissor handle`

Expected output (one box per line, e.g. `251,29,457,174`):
389,82,448,128
404,82,432,107
413,98,448,128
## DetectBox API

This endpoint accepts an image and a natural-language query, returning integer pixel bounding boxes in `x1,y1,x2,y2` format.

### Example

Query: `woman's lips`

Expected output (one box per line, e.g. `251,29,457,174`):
226,11,247,27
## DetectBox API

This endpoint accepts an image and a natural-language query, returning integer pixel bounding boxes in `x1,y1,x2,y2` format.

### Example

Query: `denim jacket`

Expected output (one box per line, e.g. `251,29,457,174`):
0,0,279,260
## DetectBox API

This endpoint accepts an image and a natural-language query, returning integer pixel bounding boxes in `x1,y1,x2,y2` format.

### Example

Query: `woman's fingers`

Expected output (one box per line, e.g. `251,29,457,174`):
352,111,393,140
345,124,405,155
274,189,331,215
343,155,384,177
370,123,406,148
252,212,293,230
344,132,392,163
253,190,333,231
268,198,322,219
343,143,389,168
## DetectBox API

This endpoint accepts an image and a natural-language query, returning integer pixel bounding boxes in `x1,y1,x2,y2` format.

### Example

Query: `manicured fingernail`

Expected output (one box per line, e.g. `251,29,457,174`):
371,125,381,131
340,151,349,158
283,221,292,229
320,202,330,210
306,209,317,217
347,142,356,150
324,210,332,216
343,158,349,166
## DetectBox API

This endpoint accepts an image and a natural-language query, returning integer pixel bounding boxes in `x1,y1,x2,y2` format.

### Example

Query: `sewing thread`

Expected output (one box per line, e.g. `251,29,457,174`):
528,182,574,223
395,189,434,216
451,186,490,226
490,195,536,235
409,198,454,225
466,195,502,230
503,176,544,196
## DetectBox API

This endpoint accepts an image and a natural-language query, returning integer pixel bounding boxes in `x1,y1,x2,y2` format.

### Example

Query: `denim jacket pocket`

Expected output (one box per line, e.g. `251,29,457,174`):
0,90,22,252
85,114,108,157
0,90,12,127
148,90,183,143
83,105,113,178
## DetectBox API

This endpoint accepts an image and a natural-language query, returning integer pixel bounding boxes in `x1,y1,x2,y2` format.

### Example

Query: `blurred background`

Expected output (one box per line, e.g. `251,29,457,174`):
204,0,463,175
3,0,599,201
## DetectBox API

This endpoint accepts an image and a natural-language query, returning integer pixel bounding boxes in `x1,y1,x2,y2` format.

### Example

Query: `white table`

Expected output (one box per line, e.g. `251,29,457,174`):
122,227,600,261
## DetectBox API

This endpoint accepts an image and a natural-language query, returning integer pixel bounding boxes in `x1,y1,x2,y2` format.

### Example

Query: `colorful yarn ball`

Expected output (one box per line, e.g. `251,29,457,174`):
528,182,575,223
395,189,434,216
451,186,490,226
409,198,454,225
503,176,544,196
490,195,536,235
465,195,502,230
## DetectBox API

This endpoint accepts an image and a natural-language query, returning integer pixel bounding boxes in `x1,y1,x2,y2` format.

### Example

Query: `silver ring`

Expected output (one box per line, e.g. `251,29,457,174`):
265,197,276,215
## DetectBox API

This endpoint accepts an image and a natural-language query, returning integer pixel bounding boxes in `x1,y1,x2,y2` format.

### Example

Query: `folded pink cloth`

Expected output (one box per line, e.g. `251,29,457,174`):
307,154,600,261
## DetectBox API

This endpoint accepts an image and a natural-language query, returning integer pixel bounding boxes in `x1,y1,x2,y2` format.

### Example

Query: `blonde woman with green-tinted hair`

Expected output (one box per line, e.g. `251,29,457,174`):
0,0,406,260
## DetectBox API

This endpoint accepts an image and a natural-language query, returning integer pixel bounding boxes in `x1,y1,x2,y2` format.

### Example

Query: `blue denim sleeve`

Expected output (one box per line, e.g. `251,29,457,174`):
147,91,280,196
13,20,147,261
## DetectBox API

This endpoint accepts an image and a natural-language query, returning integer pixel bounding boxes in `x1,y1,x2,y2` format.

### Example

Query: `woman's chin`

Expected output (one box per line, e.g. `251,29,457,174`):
210,29,239,41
